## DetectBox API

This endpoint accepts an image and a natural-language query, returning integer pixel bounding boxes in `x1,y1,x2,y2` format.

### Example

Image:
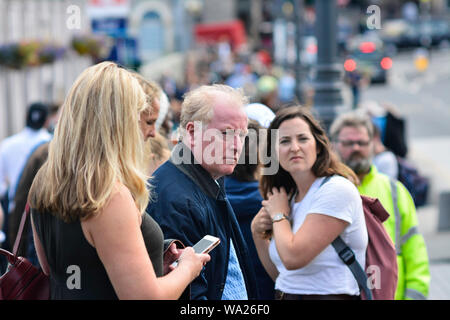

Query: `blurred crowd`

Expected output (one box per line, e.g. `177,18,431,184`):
0,37,431,301
157,42,306,145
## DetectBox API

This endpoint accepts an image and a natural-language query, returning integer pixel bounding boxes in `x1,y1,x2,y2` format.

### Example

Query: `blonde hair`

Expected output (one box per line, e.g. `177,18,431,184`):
180,84,248,129
29,62,150,222
144,132,171,175
129,72,162,111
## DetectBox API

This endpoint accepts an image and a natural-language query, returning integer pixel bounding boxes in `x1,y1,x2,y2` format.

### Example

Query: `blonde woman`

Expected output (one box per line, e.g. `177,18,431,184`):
130,72,162,142
129,72,171,175
29,62,209,300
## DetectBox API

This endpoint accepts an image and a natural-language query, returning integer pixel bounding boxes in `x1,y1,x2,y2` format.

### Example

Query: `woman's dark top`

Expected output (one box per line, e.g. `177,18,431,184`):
32,209,164,300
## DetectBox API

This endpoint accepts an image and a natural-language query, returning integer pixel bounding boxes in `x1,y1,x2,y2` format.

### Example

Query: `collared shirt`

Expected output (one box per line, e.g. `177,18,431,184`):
221,239,248,300
213,179,248,300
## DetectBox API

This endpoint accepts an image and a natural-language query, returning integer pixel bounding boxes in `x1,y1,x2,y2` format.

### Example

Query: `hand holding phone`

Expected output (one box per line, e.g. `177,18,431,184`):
171,235,220,268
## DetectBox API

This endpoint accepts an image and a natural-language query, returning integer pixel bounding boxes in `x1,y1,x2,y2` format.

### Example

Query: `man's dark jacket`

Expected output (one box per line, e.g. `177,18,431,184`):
146,143,258,300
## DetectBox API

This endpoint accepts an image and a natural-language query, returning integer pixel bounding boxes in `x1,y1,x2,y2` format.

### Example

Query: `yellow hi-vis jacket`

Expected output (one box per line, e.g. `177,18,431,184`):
358,165,430,300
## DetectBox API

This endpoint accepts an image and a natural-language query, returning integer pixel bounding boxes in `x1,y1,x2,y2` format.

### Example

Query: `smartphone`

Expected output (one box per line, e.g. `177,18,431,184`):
192,235,221,254
171,235,220,268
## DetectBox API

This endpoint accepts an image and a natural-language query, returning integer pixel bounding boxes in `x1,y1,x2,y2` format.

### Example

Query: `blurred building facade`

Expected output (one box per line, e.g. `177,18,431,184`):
0,0,91,140
3,0,449,140
0,0,264,141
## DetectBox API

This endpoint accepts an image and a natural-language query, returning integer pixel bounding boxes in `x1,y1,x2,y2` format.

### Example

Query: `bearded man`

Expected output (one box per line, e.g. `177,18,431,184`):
330,111,430,300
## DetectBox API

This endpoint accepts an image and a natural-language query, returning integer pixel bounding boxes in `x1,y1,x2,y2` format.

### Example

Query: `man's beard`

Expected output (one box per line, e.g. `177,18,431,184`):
344,152,372,175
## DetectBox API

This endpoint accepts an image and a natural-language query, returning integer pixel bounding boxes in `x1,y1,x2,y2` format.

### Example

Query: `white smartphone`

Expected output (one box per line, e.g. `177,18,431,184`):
171,235,220,268
192,235,221,254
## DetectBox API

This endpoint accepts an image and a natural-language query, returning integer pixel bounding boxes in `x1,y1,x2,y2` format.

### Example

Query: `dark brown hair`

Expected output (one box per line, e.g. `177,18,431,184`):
260,106,358,199
230,119,262,182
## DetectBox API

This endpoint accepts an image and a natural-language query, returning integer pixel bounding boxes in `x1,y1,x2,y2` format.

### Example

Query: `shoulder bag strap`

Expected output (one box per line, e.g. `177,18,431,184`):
12,202,30,256
321,175,373,300
332,237,373,300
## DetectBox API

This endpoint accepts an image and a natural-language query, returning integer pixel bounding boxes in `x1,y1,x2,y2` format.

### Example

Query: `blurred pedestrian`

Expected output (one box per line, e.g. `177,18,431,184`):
244,103,276,129
146,84,259,300
225,117,275,300
330,111,430,300
372,123,398,180
344,70,366,109
251,106,367,300
29,62,209,300
45,103,61,135
9,141,50,264
0,102,51,214
256,75,279,112
0,102,51,251
278,70,296,104
8,103,62,261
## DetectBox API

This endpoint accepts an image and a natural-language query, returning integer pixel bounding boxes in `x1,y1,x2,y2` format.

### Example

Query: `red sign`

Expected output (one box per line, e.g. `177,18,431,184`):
194,20,247,50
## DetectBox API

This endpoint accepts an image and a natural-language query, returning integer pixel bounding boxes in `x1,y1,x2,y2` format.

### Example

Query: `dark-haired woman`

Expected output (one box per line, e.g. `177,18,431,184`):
251,106,368,300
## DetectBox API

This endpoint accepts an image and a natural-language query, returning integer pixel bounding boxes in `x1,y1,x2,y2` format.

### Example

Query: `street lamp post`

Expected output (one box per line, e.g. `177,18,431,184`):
293,0,305,104
312,0,348,132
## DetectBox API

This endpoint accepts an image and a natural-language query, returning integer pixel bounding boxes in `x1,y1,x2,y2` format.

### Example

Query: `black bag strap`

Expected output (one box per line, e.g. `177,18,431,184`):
331,237,372,300
320,176,373,300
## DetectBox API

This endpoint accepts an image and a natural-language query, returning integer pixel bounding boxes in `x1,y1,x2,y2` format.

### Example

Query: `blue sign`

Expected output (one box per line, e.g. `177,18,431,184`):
91,18,127,38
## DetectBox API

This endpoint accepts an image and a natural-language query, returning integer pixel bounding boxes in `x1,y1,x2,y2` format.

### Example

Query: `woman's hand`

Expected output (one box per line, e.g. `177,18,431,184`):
163,243,182,275
177,247,211,280
262,187,290,219
251,208,273,239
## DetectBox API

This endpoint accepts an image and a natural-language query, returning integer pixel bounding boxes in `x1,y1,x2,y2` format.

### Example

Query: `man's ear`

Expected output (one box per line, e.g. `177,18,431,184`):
184,122,195,147
186,122,195,138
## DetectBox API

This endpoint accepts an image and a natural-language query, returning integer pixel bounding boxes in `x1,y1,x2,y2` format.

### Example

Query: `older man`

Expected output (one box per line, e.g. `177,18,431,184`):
330,111,430,300
146,84,258,300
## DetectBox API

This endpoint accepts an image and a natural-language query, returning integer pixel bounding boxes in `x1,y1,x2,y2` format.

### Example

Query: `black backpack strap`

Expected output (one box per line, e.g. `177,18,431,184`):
332,237,373,300
319,175,332,187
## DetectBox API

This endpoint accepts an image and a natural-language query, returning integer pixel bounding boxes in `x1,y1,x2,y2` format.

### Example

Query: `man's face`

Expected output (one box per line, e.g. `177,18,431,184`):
190,95,248,180
139,99,160,141
334,125,373,175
